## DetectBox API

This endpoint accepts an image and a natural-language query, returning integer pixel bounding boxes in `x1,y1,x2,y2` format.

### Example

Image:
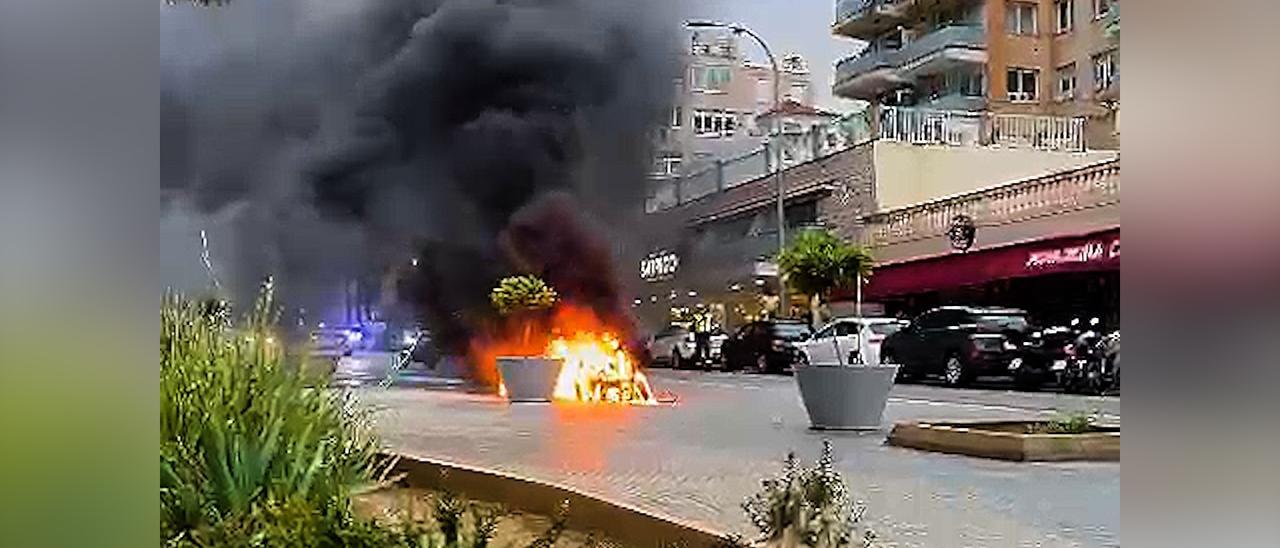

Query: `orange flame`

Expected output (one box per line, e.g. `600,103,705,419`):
472,304,655,405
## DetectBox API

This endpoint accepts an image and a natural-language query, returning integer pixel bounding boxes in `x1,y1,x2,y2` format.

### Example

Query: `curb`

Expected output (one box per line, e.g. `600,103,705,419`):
887,421,1120,461
383,452,730,547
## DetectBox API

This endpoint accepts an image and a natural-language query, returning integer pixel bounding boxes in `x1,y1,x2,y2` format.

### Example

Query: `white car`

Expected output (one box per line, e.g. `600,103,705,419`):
797,317,909,366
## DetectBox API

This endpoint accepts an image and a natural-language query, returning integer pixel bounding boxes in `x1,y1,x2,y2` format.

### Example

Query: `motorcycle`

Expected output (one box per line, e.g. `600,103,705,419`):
1061,317,1119,395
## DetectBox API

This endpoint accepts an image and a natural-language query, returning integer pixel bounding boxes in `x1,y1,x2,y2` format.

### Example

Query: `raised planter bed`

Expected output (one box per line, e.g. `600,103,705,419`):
888,420,1119,461
376,453,727,547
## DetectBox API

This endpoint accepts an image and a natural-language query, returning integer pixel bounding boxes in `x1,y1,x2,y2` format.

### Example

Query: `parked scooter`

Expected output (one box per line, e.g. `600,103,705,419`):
1061,317,1119,395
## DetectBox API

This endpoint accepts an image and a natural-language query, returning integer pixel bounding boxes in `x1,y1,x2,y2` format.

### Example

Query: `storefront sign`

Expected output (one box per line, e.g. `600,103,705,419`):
640,252,679,281
1025,237,1120,270
843,228,1120,301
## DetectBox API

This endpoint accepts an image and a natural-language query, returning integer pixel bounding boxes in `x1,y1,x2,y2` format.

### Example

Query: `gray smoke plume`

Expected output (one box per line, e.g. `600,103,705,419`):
161,0,677,352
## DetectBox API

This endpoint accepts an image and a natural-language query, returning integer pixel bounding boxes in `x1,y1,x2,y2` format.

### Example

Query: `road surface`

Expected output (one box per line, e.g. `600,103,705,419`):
345,355,1119,548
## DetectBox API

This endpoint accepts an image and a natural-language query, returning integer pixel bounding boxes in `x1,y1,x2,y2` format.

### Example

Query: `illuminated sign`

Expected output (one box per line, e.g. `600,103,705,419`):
1026,238,1119,269
640,252,679,281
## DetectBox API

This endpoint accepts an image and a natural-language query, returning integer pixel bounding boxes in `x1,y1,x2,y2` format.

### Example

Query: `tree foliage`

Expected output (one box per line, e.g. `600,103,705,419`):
777,230,873,300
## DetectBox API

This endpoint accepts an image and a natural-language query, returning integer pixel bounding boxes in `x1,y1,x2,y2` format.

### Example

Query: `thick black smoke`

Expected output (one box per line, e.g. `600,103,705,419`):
161,0,676,353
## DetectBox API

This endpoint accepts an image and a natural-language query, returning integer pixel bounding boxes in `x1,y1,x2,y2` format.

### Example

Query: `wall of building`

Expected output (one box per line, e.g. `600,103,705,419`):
659,31,816,174
875,200,1118,263
871,140,1116,210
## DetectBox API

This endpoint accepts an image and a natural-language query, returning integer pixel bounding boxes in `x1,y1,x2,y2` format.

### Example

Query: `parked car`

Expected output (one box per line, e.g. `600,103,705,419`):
797,317,908,366
310,327,358,358
646,325,726,369
720,319,814,374
880,306,1048,389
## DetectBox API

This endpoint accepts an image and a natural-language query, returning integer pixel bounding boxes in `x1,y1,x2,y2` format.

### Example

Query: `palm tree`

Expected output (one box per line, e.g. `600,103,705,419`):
776,229,873,326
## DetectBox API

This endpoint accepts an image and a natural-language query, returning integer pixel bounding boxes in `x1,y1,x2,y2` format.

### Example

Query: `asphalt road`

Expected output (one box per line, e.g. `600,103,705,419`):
348,355,1119,548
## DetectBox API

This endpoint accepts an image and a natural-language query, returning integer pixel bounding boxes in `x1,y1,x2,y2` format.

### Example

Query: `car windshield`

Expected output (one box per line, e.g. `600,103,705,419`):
771,323,812,339
868,323,904,336
976,314,1030,332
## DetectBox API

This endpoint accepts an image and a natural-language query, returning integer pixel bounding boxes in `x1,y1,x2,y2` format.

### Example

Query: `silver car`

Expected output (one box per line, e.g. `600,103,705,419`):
646,325,727,369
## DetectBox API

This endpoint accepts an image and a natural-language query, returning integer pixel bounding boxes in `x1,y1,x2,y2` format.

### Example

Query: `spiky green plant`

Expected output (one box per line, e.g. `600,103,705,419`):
743,440,874,548
161,280,385,544
490,275,558,316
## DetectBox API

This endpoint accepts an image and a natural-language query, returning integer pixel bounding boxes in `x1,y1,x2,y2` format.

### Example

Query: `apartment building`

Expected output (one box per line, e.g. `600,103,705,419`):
651,30,818,181
832,0,1119,148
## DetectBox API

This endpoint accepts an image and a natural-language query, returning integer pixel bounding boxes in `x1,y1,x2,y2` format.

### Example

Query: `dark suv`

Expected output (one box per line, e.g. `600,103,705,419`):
880,306,1047,389
720,319,813,374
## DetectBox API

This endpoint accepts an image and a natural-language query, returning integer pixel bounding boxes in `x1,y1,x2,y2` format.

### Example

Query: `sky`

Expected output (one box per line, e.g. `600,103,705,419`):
687,0,867,113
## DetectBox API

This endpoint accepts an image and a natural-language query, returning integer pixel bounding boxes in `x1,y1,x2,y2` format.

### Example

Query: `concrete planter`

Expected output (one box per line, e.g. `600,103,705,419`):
381,453,726,547
497,356,563,402
888,421,1120,461
794,365,898,430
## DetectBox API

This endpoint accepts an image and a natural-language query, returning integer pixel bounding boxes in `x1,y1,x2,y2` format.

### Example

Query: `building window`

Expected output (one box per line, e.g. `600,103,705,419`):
954,69,985,97
693,109,738,137
1092,0,1111,20
1056,63,1077,101
1092,50,1117,90
1007,67,1039,102
670,106,683,128
1055,0,1074,33
650,155,682,177
1005,2,1038,36
691,65,732,92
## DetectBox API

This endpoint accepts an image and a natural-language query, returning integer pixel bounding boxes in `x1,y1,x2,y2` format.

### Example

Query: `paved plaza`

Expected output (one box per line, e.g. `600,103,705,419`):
351,359,1119,548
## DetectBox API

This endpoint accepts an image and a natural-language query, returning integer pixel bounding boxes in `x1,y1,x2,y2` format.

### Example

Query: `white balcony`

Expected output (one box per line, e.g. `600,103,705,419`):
878,106,1085,151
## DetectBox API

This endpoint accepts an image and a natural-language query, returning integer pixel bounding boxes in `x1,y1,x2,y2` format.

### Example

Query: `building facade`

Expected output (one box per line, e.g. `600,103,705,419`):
651,30,817,181
628,125,1117,332
851,158,1119,326
832,0,1119,149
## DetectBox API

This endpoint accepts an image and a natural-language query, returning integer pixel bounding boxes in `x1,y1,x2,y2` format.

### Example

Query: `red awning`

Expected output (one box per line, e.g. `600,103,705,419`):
848,228,1119,300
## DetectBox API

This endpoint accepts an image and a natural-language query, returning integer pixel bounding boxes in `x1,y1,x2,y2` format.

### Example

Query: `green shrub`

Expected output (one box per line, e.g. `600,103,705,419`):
1029,411,1098,434
161,282,385,544
161,283,576,547
489,276,558,316
743,440,874,548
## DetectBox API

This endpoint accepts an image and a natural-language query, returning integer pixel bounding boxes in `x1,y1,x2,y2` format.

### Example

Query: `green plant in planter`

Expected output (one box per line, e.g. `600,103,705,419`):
490,275,558,315
490,275,558,348
743,440,875,548
1029,410,1099,434
777,229,873,326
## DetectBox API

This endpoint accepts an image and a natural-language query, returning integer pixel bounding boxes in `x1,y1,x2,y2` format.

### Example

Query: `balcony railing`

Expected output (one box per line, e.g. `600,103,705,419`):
878,106,1085,151
834,47,900,87
646,107,1091,214
895,24,985,70
879,107,983,146
835,0,914,28
860,160,1119,248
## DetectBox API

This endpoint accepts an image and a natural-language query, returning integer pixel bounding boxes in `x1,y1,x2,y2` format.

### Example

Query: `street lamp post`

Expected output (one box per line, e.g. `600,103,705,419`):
685,20,788,317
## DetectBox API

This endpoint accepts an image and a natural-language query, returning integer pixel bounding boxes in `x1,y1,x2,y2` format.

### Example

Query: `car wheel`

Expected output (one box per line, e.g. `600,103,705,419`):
671,350,684,370
796,352,810,368
755,354,769,374
943,354,970,387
